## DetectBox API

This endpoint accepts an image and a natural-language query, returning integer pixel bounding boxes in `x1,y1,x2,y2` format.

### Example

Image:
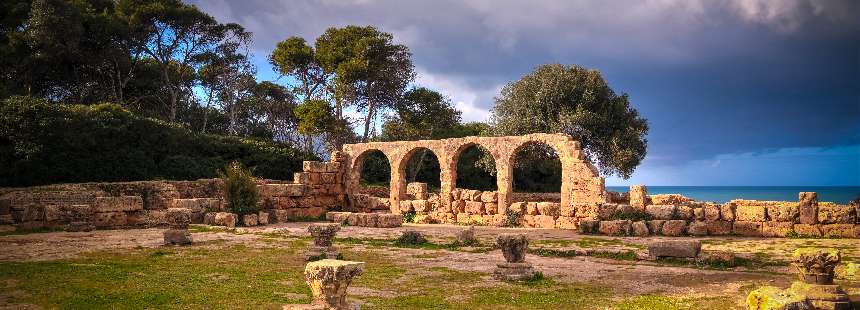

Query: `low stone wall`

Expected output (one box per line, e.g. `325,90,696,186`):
0,153,350,230
325,212,402,228
580,189,860,238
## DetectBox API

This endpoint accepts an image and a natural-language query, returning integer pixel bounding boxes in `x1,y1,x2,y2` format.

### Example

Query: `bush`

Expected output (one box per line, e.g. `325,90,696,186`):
402,210,417,223
0,96,317,186
394,230,427,247
503,208,522,227
220,161,259,222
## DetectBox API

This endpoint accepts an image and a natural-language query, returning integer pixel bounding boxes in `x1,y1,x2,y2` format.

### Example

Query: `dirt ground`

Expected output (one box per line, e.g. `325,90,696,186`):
1,222,858,309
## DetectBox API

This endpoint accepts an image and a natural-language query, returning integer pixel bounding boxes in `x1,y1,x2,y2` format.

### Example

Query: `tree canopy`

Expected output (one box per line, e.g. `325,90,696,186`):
490,64,649,179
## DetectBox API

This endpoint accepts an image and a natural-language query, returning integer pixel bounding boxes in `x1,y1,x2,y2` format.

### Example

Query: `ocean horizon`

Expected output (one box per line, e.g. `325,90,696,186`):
605,186,860,204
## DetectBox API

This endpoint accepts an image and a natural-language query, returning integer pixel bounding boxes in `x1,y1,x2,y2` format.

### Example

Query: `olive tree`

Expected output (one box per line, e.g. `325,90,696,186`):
490,64,648,179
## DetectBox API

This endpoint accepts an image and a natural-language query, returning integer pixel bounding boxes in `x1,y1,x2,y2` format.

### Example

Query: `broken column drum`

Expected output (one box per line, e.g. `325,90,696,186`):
164,208,192,245
494,233,535,281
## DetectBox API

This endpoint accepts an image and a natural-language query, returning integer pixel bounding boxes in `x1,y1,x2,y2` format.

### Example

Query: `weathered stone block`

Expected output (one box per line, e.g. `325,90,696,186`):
376,214,402,228
687,221,708,236
798,192,818,224
257,211,269,225
465,201,484,214
411,200,428,212
525,202,539,215
574,204,599,219
93,196,143,213
661,220,687,236
456,213,470,224
647,220,665,235
407,182,428,200
599,220,631,236
203,212,217,225
631,221,649,236
302,259,364,309
453,200,466,213
817,205,856,224
767,204,799,222
534,215,556,229
693,208,705,221
646,205,676,220
93,212,127,228
736,205,767,222
629,185,648,209
272,210,290,223
556,216,577,229
320,173,336,184
536,202,560,217
762,222,793,237
480,191,497,203
485,203,498,215
821,224,855,238
577,220,599,234
792,224,822,237
732,221,762,237
703,204,721,221
705,221,733,235
720,202,736,221
163,229,192,245
676,206,694,220
214,212,237,228
648,240,701,258
242,214,258,226
166,207,192,229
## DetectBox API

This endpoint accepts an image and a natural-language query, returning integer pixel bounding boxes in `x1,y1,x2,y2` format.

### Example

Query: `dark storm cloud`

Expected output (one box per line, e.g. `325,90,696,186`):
188,0,859,170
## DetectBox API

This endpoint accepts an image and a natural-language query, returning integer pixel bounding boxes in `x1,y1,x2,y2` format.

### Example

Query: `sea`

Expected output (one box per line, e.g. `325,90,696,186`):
605,186,860,204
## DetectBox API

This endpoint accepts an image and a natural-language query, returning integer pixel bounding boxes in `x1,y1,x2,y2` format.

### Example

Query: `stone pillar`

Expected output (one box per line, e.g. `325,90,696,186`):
630,185,648,210
302,259,364,310
389,154,405,214
495,158,513,217
439,156,456,211
164,208,192,245
305,223,340,260
798,192,818,224
494,234,535,281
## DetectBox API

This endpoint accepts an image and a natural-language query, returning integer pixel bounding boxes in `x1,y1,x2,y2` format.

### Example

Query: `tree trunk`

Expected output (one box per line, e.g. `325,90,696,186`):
362,99,375,142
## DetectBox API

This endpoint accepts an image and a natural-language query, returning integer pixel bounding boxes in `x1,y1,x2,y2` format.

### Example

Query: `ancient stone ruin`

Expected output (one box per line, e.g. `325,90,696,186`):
305,223,341,260
163,207,192,245
0,133,857,240
748,249,851,310
494,234,535,281
285,259,364,310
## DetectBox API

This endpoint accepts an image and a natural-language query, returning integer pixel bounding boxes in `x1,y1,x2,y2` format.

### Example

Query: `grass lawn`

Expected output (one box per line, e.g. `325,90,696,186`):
0,233,740,309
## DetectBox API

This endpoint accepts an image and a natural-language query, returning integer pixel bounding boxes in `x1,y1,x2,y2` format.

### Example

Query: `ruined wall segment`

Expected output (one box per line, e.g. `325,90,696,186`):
341,133,607,216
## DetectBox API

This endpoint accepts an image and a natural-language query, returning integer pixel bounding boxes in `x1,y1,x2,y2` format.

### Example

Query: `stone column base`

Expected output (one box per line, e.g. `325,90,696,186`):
493,262,535,281
164,229,192,245
66,221,95,232
793,283,851,310
305,246,340,261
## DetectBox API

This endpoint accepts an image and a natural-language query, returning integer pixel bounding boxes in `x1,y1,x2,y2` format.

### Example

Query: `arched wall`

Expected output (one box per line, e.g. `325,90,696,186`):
341,133,605,214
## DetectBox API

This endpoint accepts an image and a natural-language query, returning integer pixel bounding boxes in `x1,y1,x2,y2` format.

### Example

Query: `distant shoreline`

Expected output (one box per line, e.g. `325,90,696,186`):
606,186,860,204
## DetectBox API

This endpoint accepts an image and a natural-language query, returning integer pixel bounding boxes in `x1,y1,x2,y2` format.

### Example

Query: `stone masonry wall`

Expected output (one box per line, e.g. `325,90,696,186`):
581,187,860,238
341,133,606,218
0,153,348,230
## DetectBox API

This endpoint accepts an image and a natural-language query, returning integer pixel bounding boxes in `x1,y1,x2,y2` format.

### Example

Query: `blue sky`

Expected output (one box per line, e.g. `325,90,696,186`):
189,0,860,186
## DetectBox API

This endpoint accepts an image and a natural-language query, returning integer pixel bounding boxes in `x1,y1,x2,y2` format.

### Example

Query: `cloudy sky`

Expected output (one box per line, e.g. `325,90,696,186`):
188,0,860,186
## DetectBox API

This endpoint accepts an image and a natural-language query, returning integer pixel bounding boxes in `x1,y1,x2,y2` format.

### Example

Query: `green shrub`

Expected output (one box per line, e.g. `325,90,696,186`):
503,208,522,227
608,209,653,221
403,210,417,223
394,230,428,247
0,96,317,186
220,161,259,222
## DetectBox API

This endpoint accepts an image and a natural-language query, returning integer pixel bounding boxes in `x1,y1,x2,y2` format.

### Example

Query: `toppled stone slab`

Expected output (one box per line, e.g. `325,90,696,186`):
746,285,812,310
648,240,701,258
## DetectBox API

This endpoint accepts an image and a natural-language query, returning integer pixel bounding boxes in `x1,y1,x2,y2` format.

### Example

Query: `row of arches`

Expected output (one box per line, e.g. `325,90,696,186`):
356,142,562,197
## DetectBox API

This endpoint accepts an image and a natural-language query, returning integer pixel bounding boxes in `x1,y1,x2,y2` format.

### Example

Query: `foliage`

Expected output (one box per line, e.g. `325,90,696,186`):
490,64,649,179
394,230,428,247
503,208,522,228
219,161,259,222
402,210,417,223
456,144,497,191
381,87,464,141
359,150,391,187
608,209,653,221
0,96,316,186
513,142,562,192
